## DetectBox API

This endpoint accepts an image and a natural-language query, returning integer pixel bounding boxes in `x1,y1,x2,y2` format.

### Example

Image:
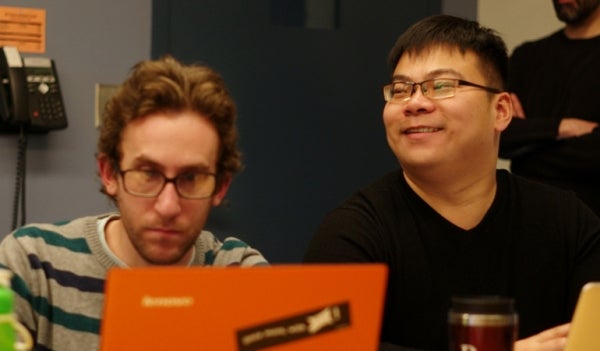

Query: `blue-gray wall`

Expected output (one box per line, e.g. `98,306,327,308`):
0,1,151,232
151,0,441,262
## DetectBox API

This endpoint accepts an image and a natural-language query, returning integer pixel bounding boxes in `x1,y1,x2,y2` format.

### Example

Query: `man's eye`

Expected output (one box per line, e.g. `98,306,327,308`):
432,80,453,90
392,84,411,95
140,170,161,181
178,173,198,182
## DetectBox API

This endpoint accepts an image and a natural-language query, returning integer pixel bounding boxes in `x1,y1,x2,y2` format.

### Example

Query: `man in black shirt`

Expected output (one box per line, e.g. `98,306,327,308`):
305,14,600,351
500,0,600,216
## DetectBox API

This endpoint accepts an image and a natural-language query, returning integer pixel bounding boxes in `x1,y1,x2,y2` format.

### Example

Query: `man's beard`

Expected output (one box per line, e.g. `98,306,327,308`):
553,0,600,24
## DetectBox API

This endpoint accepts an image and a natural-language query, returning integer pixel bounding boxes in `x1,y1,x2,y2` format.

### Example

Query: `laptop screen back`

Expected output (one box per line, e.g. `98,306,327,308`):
99,264,388,351
564,282,600,351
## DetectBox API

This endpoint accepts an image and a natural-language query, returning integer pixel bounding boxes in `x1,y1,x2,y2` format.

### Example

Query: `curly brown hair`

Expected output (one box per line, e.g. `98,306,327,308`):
97,55,242,198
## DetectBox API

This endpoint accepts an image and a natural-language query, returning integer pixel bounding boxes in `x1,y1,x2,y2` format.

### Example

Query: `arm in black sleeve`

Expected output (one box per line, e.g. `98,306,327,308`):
305,195,432,351
303,205,382,263
499,118,561,158
500,41,563,159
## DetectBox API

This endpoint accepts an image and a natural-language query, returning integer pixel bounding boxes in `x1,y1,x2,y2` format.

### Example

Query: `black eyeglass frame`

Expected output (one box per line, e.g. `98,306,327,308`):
117,168,218,200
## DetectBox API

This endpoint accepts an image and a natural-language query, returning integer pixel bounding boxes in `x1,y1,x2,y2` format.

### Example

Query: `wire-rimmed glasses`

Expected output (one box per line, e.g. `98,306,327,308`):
383,78,501,103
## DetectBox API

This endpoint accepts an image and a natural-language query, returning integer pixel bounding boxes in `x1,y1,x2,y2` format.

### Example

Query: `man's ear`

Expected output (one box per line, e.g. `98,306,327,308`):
494,91,513,132
98,154,118,196
211,174,232,207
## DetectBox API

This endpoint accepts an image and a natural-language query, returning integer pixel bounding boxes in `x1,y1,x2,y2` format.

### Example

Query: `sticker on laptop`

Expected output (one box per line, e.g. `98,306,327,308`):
236,301,351,350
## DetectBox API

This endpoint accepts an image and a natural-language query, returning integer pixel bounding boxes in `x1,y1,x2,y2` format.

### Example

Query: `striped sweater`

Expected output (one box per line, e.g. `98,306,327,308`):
0,213,268,351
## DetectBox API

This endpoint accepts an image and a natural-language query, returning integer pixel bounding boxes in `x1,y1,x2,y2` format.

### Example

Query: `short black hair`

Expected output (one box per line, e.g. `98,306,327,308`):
387,15,508,90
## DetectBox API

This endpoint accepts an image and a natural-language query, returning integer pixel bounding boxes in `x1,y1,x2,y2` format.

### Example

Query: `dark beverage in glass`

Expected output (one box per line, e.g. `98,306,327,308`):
448,296,518,351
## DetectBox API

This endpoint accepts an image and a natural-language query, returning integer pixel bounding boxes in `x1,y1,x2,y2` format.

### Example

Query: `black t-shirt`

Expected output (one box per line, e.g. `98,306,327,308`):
304,169,600,351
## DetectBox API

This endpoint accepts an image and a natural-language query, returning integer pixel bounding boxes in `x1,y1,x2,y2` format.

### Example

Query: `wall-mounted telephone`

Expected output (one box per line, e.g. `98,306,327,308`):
0,46,67,133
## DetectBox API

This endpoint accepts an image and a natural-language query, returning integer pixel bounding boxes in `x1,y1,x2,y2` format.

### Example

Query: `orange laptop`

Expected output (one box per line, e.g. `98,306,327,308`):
99,264,388,351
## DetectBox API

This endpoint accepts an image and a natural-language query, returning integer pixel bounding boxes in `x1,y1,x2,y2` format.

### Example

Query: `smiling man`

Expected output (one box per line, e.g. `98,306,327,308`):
0,56,267,350
304,15,600,351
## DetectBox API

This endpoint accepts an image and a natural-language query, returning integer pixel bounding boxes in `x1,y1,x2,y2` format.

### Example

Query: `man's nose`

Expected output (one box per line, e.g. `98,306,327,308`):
153,182,182,216
403,84,434,114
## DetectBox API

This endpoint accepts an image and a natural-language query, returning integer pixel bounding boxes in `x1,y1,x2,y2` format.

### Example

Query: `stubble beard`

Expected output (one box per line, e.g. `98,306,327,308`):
554,0,600,24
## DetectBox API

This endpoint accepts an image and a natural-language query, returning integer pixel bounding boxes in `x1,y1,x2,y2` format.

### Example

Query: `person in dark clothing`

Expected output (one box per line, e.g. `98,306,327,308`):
500,0,600,216
304,14,600,351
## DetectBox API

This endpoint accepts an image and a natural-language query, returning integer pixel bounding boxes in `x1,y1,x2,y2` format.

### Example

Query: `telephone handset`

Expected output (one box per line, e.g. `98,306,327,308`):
0,46,67,133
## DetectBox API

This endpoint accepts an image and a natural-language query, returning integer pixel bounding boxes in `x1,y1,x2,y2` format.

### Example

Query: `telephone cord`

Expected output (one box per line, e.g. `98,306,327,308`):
11,127,27,231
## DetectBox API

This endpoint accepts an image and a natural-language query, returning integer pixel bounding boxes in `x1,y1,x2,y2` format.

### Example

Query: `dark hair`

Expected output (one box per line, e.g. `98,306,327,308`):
98,55,241,198
387,15,508,90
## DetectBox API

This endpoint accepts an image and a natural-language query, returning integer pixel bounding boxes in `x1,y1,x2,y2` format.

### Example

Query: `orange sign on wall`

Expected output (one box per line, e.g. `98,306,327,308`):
0,6,46,53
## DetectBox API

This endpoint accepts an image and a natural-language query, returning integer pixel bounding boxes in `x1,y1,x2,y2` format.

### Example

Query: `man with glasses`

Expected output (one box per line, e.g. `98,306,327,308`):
0,56,267,350
304,15,600,351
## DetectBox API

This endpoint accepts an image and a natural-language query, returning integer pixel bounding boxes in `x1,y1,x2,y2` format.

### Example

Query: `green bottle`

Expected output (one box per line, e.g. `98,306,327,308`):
0,269,31,351
0,269,16,351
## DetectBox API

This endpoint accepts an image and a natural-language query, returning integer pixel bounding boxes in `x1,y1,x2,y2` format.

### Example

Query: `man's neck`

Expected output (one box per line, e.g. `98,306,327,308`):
402,167,498,230
564,6,600,39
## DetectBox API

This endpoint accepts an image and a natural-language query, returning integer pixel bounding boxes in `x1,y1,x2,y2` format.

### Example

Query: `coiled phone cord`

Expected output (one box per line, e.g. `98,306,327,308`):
11,126,27,231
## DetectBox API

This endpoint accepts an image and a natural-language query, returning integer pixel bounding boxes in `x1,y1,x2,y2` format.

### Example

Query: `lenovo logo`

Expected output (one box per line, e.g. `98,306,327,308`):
141,295,195,308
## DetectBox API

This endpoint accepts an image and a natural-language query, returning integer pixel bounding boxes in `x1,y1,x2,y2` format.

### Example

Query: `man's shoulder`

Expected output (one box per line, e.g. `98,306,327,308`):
0,214,110,257
9,214,105,239
512,30,564,55
505,171,571,194
0,215,111,281
196,231,268,266
325,169,403,212
323,169,412,223
352,169,404,197
502,171,591,214
196,231,247,250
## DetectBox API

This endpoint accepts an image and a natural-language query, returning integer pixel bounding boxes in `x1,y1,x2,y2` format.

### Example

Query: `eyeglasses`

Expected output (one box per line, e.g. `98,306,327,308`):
119,169,217,199
383,78,501,103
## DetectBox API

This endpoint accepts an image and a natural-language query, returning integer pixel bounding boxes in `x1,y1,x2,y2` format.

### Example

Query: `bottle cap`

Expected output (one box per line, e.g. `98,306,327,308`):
0,270,12,289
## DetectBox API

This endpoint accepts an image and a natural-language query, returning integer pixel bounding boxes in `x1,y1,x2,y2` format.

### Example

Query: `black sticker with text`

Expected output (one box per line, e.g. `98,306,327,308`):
236,301,351,351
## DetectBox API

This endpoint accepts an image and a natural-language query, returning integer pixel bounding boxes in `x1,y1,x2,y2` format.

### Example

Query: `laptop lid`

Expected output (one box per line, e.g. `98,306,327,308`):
99,264,388,351
564,282,600,351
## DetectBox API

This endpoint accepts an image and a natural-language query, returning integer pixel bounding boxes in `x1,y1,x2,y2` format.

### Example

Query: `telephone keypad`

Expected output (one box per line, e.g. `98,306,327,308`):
27,74,66,128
